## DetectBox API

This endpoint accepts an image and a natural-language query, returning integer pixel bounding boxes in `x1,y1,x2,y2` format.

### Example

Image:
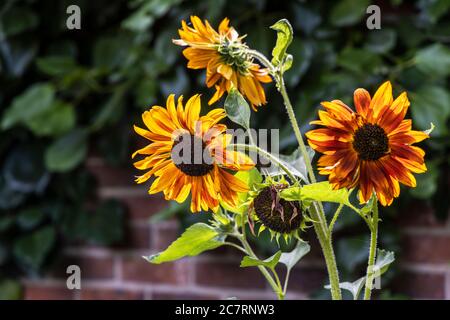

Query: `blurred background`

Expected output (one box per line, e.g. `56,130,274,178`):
0,0,449,300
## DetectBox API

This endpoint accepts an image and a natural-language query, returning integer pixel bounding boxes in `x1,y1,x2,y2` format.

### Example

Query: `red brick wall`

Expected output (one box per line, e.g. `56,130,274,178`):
21,157,450,300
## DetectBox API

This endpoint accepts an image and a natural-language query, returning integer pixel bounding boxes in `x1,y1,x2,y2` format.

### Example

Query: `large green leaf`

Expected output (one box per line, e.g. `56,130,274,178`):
224,88,251,129
279,239,310,271
415,44,450,78
281,181,352,206
270,19,293,68
145,223,225,264
240,251,281,269
1,83,55,130
44,129,88,172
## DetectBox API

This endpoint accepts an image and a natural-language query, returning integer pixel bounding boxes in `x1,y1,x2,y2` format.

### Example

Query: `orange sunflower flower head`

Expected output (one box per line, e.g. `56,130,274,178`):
306,81,429,206
132,94,255,213
173,16,272,111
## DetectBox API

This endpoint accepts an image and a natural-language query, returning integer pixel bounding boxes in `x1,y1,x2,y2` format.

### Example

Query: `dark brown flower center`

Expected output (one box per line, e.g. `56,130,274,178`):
352,124,389,161
253,185,302,234
171,134,214,176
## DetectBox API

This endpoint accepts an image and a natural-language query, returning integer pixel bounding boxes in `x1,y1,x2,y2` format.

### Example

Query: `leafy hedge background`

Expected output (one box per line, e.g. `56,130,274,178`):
0,0,448,299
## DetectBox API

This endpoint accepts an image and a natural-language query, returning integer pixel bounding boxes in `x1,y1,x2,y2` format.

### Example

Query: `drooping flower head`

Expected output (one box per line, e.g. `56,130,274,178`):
247,178,307,243
132,94,254,213
306,81,429,206
173,16,272,110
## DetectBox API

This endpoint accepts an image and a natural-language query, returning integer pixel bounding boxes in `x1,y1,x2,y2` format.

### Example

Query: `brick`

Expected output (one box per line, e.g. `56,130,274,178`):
80,287,144,300
401,233,450,264
396,201,447,228
393,271,446,299
127,223,151,249
287,266,327,294
195,261,266,289
152,290,221,300
121,256,189,285
152,222,180,251
49,254,114,280
86,159,135,187
123,194,167,220
24,283,74,300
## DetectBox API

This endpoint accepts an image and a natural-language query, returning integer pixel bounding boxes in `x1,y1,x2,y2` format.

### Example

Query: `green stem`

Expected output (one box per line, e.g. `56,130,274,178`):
277,75,342,300
239,221,284,300
249,49,342,300
310,204,342,300
329,204,344,236
364,197,379,300
230,143,298,183
278,76,316,184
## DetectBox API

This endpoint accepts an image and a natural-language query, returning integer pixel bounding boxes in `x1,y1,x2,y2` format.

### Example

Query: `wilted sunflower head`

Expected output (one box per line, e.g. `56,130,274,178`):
173,16,272,110
306,81,430,206
248,179,307,243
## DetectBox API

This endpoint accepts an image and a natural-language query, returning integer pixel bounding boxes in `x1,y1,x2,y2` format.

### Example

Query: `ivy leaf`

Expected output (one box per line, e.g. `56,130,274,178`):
410,86,450,136
224,88,251,129
44,129,88,172
270,19,293,68
415,44,450,78
329,0,370,27
279,239,310,271
145,223,225,264
25,100,76,137
240,251,281,270
1,83,55,130
281,181,352,206
36,56,77,76
13,226,56,271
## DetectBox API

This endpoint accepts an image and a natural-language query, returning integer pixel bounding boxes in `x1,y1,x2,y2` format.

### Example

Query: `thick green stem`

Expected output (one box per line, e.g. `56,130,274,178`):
364,198,379,300
277,75,342,300
249,50,342,300
309,205,342,300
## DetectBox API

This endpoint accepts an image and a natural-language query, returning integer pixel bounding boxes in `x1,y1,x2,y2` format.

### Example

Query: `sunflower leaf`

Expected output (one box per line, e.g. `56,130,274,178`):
240,251,281,270
270,19,293,69
144,223,225,264
424,122,435,135
324,249,395,299
279,239,310,271
325,276,365,300
224,88,251,129
280,181,351,206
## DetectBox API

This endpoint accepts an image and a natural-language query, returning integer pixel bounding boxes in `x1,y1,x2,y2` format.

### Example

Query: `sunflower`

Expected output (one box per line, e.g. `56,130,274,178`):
132,94,254,213
247,177,308,243
306,81,429,206
173,16,272,110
